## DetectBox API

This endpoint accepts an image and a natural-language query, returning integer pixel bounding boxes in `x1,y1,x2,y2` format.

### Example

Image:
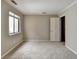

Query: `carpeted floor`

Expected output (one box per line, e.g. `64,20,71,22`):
2,41,77,59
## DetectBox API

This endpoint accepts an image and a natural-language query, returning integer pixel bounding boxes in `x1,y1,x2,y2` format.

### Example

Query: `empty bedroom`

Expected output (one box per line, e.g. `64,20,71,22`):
1,0,77,59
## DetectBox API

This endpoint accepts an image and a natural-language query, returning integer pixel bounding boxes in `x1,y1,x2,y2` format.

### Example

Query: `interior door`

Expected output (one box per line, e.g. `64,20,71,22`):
50,18,56,41
50,17,60,41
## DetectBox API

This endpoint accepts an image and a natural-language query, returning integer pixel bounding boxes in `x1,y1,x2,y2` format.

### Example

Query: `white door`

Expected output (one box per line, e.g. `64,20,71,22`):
50,18,56,41
50,17,60,41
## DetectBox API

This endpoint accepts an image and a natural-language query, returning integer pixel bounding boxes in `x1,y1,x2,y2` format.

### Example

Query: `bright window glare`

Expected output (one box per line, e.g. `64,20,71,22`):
9,16,14,33
15,18,19,33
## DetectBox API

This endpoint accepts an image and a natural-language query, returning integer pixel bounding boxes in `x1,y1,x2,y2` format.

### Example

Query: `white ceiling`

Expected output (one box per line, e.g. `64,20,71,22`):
4,0,76,15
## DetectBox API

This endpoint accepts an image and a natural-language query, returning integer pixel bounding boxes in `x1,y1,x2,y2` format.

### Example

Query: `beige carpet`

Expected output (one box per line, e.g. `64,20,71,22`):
3,41,77,59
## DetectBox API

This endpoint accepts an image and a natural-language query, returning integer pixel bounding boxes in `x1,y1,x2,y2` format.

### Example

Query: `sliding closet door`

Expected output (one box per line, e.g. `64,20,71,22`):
50,17,60,41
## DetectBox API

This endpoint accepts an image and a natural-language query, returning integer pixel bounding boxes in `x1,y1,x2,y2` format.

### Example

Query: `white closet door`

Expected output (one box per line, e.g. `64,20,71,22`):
50,18,56,41
50,17,60,41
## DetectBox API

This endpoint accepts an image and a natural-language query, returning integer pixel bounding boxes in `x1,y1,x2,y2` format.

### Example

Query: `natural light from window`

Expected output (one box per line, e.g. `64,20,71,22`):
9,11,21,35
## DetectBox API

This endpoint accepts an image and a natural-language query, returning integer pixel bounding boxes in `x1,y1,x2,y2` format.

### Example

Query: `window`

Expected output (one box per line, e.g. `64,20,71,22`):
9,11,21,35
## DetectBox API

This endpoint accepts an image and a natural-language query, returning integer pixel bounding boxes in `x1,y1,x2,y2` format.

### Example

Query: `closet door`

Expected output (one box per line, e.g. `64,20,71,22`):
50,18,56,41
50,18,60,41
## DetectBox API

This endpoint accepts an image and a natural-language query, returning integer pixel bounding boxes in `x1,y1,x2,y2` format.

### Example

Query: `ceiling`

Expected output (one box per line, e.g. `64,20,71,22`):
4,0,76,15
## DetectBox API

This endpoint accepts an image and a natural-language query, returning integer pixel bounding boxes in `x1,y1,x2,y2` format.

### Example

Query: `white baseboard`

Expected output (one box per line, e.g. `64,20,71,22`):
24,39,49,42
66,45,77,55
24,39,60,42
1,40,24,58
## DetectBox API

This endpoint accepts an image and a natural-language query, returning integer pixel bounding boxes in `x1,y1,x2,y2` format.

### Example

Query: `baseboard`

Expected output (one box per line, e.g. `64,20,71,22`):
66,45,77,55
24,39,60,42
24,40,49,42
1,40,24,58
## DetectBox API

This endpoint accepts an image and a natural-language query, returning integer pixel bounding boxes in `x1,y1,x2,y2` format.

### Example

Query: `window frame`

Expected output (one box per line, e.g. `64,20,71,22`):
9,11,21,36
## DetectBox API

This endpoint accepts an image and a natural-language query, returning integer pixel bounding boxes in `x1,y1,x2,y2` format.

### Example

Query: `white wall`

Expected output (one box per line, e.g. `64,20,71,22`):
24,15,60,41
24,16,50,41
59,2,77,54
1,0,24,56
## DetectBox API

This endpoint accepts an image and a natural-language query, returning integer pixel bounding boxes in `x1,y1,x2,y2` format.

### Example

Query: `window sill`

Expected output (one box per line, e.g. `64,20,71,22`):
9,32,21,36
